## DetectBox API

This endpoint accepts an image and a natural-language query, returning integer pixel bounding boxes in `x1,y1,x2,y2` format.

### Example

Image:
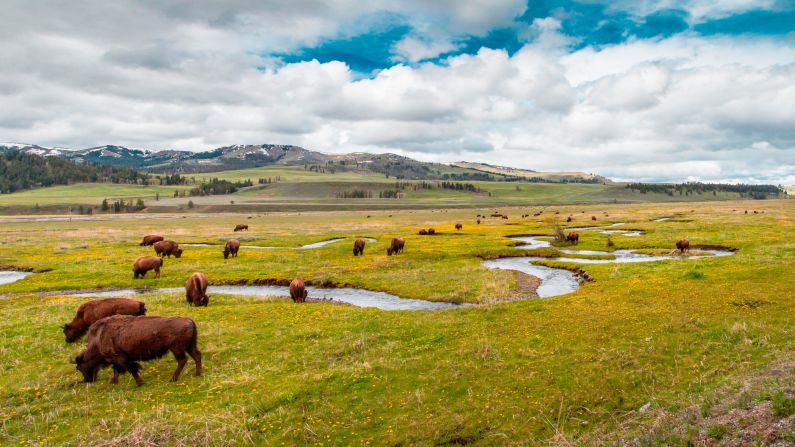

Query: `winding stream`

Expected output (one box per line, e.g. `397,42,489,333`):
69,285,458,311
1,225,734,308
0,271,32,286
182,237,376,250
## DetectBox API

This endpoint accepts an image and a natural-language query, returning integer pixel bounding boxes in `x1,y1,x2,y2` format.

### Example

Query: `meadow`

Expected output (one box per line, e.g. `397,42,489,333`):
1,199,794,445
0,165,759,215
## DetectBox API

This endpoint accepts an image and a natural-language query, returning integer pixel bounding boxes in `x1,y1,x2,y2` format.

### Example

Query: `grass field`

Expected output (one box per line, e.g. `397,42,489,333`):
1,199,794,445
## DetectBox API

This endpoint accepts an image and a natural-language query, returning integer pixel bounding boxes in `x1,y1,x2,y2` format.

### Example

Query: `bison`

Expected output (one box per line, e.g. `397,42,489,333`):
591,216,597,221
418,229,428,235
74,315,201,385
64,298,146,343
185,272,209,306
233,224,249,232
566,216,572,222
676,238,689,254
139,235,164,246
386,237,405,256
289,277,308,303
476,219,481,224
153,240,183,258
566,232,579,244
353,239,366,256
223,239,240,259
427,228,436,235
455,223,463,231
133,256,163,279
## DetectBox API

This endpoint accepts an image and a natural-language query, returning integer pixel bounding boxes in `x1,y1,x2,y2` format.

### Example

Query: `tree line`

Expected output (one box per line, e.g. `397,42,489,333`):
0,150,148,193
625,182,786,199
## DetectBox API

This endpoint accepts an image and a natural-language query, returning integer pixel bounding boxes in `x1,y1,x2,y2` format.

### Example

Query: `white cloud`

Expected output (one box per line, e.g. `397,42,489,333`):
0,1,793,182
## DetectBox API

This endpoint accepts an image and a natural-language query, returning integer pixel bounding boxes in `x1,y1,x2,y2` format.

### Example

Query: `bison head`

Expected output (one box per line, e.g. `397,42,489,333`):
223,248,230,259
63,323,84,343
386,247,393,256
74,351,102,383
174,248,183,259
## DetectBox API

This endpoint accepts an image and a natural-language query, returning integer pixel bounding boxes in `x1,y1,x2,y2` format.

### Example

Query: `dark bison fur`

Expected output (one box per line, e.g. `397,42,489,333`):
233,224,248,232
224,239,240,259
64,298,146,343
676,238,690,254
153,240,182,258
386,237,405,256
140,235,164,246
289,277,308,303
133,256,163,279
566,232,579,244
185,272,209,306
353,239,366,256
75,315,201,385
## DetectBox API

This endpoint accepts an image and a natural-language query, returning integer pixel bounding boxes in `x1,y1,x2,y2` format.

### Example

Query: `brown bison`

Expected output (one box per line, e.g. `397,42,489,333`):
64,298,146,343
591,216,597,221
386,237,405,256
566,232,579,244
566,216,572,222
289,277,308,303
455,223,463,230
74,315,201,385
139,235,164,246
133,256,163,279
676,238,690,254
223,239,240,259
476,219,481,224
353,239,366,256
427,228,436,235
185,272,209,306
418,229,428,235
233,224,248,232
153,240,183,258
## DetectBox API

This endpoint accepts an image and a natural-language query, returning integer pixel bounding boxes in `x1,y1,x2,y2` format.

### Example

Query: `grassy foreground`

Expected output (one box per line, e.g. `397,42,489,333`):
1,199,794,445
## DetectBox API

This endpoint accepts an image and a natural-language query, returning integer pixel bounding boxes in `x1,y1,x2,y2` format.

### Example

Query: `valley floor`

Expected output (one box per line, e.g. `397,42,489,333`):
0,199,793,445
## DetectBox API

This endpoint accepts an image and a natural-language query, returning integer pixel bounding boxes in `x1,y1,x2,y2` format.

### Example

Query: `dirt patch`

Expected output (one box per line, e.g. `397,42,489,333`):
692,244,739,252
506,271,541,301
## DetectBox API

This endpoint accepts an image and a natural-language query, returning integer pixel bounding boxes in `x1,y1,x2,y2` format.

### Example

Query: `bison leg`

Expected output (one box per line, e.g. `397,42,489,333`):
189,346,202,377
171,352,188,382
154,267,160,279
109,367,121,385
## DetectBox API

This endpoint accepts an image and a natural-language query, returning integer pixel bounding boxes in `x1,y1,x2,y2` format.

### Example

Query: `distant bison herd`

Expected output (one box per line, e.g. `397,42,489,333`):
61,214,694,385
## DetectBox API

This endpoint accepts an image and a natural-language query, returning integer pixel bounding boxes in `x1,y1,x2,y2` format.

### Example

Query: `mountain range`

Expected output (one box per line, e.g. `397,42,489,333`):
0,142,608,183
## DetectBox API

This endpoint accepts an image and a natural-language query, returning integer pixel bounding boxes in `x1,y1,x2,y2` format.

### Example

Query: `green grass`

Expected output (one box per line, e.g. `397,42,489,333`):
0,200,794,445
0,183,193,207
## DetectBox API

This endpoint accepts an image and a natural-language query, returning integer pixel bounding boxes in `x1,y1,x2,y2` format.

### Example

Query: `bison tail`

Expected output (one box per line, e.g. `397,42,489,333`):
188,319,199,352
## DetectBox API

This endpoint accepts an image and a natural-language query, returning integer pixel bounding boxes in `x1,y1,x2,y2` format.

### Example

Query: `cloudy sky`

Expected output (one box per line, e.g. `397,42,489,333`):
2,0,794,183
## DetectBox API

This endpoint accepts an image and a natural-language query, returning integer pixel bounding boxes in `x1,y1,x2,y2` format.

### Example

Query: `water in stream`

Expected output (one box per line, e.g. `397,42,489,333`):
0,271,32,286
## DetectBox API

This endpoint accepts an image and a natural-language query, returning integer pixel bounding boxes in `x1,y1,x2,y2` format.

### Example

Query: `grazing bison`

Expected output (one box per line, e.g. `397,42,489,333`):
289,277,308,303
74,315,201,385
185,272,209,306
153,240,182,258
455,223,463,231
566,216,572,222
476,219,481,224
139,235,164,246
591,216,597,221
133,256,163,279
353,239,366,256
386,237,405,256
223,239,240,259
64,298,146,343
566,232,579,244
418,229,428,235
427,228,436,235
676,238,690,254
233,224,249,232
